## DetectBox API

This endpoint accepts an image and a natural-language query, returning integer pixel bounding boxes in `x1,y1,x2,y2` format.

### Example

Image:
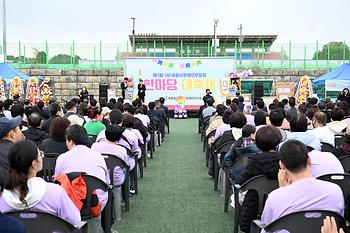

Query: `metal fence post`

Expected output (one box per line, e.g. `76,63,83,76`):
316,41,319,69
153,40,156,57
262,41,265,68
288,41,292,69
99,41,102,67
45,41,49,66
18,41,21,64
304,44,306,69
23,45,26,64
93,44,96,67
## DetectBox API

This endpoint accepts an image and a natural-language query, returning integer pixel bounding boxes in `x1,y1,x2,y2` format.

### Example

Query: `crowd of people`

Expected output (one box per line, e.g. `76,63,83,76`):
201,89,350,233
0,95,169,232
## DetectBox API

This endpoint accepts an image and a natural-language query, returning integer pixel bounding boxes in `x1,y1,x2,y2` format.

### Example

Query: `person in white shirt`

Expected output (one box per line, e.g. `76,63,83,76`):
312,111,335,146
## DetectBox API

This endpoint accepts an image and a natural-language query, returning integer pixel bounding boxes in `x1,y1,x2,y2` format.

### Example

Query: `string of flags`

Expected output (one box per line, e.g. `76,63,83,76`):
152,58,202,69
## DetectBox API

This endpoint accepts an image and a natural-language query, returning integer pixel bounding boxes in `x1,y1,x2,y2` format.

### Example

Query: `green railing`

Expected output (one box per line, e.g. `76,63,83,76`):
1,41,349,70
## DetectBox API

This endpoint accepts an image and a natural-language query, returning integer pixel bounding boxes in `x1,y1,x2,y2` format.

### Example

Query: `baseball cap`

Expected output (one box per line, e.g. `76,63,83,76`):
0,116,22,138
101,107,112,115
67,114,84,126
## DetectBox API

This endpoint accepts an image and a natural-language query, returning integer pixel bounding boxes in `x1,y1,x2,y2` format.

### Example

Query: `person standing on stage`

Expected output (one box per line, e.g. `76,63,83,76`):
137,79,146,103
120,77,129,100
79,86,89,103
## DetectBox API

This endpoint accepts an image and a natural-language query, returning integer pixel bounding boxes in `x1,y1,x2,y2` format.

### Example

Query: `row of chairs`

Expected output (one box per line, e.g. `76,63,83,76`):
8,115,169,233
198,116,350,233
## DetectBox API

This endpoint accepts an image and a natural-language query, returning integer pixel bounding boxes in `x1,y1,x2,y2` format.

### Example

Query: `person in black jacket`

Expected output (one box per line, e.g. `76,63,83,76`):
337,88,350,105
23,112,49,145
120,77,129,100
137,79,146,103
238,125,282,233
79,86,89,103
39,117,70,155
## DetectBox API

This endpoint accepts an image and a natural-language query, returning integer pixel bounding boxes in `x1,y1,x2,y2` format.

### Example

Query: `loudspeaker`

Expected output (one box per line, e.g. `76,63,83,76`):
253,82,264,98
99,83,110,103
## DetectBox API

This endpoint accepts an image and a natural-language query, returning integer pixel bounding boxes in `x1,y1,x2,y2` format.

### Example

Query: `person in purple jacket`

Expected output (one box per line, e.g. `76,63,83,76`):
0,140,81,226
261,140,344,232
96,109,141,159
55,125,110,209
91,125,133,186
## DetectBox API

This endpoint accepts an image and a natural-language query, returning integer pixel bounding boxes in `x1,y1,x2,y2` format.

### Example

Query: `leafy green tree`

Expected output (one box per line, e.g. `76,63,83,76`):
49,54,80,64
32,48,47,64
313,41,350,60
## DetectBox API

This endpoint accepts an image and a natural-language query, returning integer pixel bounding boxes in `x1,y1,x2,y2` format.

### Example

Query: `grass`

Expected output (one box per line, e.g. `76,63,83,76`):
114,118,233,233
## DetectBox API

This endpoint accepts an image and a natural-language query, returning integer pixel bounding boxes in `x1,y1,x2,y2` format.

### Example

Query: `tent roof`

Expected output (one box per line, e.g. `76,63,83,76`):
0,63,30,82
313,63,350,86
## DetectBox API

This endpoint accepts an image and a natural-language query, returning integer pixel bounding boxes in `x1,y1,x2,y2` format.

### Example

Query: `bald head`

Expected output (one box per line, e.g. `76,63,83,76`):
28,112,42,128
313,111,327,126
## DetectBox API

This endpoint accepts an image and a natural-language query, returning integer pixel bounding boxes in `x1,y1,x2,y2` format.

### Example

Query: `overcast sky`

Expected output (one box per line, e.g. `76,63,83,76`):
3,0,350,44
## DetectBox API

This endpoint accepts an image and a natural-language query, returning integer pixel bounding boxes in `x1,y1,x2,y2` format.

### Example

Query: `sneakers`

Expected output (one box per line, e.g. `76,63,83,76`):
147,153,151,158
130,186,136,194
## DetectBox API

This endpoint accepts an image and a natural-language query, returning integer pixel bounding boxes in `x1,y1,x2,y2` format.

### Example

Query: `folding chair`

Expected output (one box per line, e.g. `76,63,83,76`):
213,141,234,191
103,154,130,214
201,116,211,142
339,156,350,174
7,210,88,233
254,210,346,233
223,155,252,212
42,152,60,182
80,174,113,233
233,175,279,233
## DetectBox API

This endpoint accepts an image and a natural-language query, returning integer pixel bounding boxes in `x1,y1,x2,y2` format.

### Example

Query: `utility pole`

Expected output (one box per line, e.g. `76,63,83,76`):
2,0,7,63
213,19,219,57
131,17,136,55
238,24,243,65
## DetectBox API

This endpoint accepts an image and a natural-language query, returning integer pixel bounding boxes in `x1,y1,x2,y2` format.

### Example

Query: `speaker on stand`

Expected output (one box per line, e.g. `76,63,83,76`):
252,82,264,105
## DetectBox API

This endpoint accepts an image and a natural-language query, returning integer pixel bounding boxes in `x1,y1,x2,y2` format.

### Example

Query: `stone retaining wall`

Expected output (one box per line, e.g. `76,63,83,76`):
19,68,330,102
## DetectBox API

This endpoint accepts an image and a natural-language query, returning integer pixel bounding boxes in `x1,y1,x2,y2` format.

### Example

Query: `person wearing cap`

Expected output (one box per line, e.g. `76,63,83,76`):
137,79,146,103
0,116,24,179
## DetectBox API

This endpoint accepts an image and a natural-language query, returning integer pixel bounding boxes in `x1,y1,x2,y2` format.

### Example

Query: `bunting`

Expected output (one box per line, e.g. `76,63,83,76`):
152,59,203,69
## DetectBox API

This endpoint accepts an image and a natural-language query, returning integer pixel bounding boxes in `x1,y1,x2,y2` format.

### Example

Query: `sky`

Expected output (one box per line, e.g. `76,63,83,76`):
2,0,350,45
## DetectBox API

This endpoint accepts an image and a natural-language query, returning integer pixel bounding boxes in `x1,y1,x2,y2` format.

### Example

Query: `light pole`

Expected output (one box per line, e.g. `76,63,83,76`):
2,0,7,63
238,24,243,65
131,17,136,55
213,19,219,57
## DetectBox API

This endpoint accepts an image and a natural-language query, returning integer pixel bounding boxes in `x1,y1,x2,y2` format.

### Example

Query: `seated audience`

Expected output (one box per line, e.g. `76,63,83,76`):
261,140,344,230
39,117,70,155
243,104,255,126
336,126,350,157
135,105,150,127
202,99,216,118
96,109,142,159
2,99,13,119
284,114,321,151
63,101,77,118
91,125,126,186
0,117,24,180
206,104,227,143
254,110,267,132
122,113,144,148
0,140,81,225
223,124,261,184
308,149,344,178
238,126,282,233
83,107,106,137
55,125,109,208
312,111,335,146
215,112,246,148
42,103,63,133
327,108,347,134
23,112,48,145
269,109,287,142
213,109,232,141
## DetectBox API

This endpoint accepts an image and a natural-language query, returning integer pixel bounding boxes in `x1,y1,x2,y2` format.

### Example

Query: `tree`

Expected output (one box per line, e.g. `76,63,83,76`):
313,41,350,60
49,54,80,64
32,48,47,64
